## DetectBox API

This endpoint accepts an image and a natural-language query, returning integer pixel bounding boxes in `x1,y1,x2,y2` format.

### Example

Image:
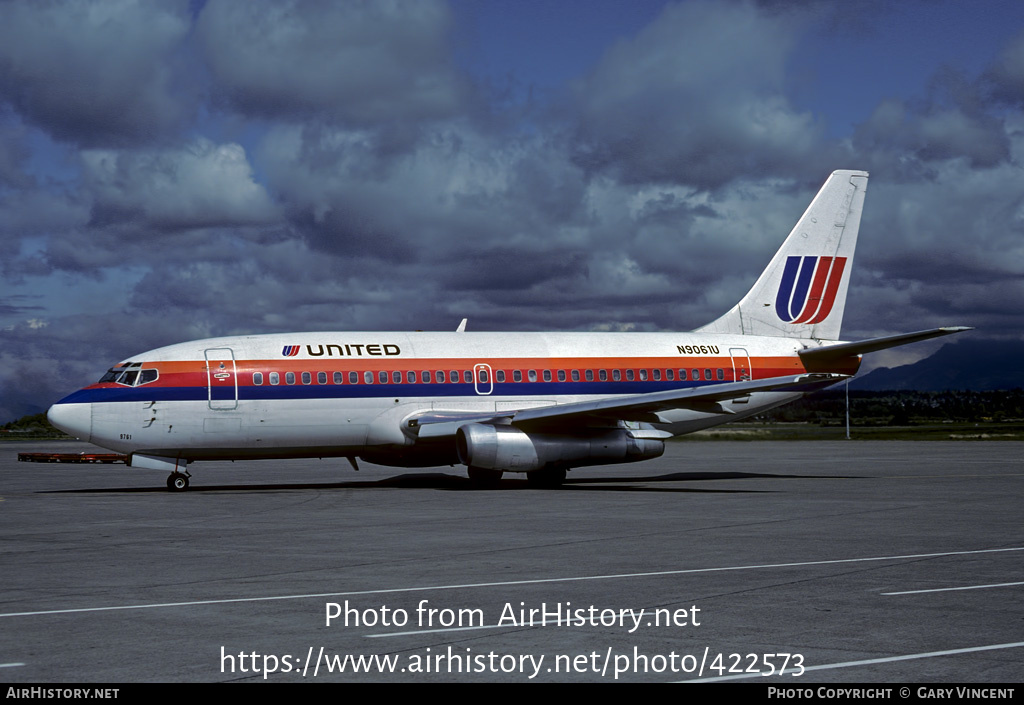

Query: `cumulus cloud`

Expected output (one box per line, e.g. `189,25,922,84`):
257,123,592,264
853,97,1010,173
81,139,281,230
197,0,469,125
987,28,1024,105
0,0,194,146
568,0,823,187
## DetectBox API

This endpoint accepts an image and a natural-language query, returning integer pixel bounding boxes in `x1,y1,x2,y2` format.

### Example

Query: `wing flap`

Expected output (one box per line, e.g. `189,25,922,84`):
509,373,846,426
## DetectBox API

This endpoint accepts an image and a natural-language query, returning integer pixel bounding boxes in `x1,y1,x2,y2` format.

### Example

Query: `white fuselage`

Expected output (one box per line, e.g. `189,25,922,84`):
49,330,853,468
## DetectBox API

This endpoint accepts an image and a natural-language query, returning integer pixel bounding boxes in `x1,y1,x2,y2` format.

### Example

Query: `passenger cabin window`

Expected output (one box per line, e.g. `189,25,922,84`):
378,371,388,384
301,372,311,385
652,369,661,381
585,369,593,381
704,369,712,380
392,371,401,384
435,371,445,384
349,371,359,384
364,371,373,384
334,372,344,385
716,368,725,380
543,370,552,382
318,372,327,384
626,369,635,381
496,370,505,383
528,370,538,382
253,372,264,385
513,370,522,382
599,369,607,381
270,372,280,385
463,370,472,383
449,370,458,383
571,370,580,382
286,372,296,385
557,370,566,382
407,371,416,384
612,370,621,381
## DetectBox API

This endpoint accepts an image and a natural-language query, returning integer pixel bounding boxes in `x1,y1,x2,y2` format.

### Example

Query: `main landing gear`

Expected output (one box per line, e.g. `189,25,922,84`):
166,471,191,491
526,467,567,489
467,466,503,488
467,466,568,488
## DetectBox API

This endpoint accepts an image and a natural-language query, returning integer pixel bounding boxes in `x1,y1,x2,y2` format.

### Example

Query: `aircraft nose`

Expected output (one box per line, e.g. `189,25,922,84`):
47,402,92,441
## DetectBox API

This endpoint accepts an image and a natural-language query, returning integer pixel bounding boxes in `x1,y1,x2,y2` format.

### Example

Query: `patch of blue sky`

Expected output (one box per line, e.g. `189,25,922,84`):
789,0,1024,137
451,0,667,102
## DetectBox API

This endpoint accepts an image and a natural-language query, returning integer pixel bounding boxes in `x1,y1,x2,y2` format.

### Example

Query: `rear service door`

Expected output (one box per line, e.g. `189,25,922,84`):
729,347,752,404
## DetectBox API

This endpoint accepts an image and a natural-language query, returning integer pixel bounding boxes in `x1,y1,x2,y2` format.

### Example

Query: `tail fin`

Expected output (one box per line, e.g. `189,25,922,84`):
697,170,869,341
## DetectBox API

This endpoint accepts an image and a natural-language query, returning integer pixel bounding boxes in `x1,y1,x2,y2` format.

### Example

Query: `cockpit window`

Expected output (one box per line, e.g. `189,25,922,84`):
118,370,139,386
99,362,159,387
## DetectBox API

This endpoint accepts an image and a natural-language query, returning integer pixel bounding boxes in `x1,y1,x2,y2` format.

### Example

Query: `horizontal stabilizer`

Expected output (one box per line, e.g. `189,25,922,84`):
799,327,973,368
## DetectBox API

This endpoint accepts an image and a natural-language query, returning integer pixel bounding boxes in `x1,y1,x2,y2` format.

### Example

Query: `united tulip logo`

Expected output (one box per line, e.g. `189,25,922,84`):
775,256,847,324
281,346,301,357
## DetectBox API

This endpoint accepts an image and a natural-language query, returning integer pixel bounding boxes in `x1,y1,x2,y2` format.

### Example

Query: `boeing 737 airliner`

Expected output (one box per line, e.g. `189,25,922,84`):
47,170,969,489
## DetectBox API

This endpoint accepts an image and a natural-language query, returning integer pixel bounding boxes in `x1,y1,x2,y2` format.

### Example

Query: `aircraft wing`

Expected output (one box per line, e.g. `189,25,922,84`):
410,372,847,438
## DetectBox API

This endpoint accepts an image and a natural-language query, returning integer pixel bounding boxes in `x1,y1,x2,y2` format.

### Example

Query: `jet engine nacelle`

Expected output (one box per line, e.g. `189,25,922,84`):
455,423,664,473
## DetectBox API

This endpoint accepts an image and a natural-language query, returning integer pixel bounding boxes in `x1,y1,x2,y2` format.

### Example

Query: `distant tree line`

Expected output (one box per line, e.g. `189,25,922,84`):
1,412,66,438
757,389,1024,425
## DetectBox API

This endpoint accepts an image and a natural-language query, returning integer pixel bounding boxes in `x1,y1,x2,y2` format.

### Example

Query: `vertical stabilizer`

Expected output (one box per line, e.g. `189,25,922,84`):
696,170,868,341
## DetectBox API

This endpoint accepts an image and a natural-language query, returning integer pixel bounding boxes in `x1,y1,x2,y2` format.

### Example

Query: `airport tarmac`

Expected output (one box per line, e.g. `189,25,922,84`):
1,439,1022,683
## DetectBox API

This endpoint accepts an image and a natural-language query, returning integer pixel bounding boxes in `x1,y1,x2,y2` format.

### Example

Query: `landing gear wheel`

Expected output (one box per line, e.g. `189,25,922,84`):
526,467,567,489
467,466,503,488
167,472,189,491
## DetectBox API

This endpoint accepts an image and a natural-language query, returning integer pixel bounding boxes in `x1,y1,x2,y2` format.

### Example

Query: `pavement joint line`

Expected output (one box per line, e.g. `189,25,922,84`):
1,546,1022,620
882,580,1024,595
682,641,1024,682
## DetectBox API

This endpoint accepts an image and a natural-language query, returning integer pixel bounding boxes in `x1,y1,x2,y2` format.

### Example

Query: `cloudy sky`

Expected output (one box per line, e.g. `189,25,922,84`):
2,0,1024,420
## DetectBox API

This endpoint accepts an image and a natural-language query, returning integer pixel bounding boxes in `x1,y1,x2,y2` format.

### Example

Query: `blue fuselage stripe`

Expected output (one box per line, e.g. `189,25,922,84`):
56,380,716,405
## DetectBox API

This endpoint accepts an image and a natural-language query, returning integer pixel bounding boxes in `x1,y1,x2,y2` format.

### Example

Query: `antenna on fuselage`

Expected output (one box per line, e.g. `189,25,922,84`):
456,318,467,333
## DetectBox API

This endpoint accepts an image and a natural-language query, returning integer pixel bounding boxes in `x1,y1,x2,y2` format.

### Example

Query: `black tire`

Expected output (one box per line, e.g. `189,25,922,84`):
467,466,503,488
167,473,189,491
526,467,566,489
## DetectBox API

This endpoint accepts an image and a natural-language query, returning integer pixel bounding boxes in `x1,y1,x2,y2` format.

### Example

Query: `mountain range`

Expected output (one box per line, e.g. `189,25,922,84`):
850,339,1023,391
